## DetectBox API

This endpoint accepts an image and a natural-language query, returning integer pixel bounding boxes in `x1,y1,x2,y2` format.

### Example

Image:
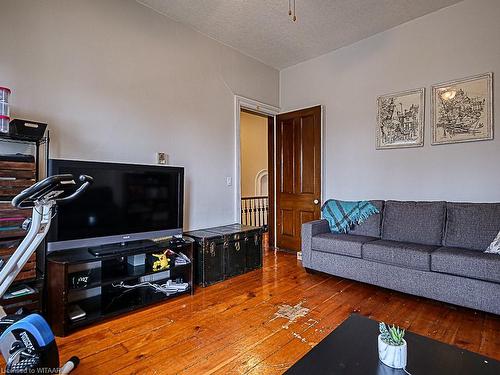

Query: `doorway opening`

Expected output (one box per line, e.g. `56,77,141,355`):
234,97,322,252
239,109,274,247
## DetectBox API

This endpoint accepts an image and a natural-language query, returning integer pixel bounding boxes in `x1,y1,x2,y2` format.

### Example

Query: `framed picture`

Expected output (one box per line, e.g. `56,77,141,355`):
431,73,493,145
376,88,425,149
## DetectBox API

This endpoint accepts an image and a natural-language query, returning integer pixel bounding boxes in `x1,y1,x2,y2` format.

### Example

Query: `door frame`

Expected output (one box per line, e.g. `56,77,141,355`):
234,95,280,244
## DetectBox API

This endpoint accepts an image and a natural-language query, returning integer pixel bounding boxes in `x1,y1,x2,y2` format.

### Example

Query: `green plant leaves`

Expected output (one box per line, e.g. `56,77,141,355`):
379,322,405,346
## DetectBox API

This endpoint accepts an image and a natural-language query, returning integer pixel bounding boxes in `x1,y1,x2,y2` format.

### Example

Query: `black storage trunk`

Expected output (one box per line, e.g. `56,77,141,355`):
221,224,263,271
184,229,225,287
185,224,263,287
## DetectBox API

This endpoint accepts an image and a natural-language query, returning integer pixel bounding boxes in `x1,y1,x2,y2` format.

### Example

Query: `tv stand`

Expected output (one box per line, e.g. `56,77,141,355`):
88,239,159,257
46,237,194,336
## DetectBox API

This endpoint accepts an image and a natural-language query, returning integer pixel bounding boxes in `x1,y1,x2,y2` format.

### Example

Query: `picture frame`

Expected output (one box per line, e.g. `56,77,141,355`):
376,88,425,149
431,72,493,145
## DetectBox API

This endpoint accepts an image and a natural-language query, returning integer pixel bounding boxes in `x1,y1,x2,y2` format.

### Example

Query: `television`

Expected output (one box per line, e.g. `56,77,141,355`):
47,159,184,252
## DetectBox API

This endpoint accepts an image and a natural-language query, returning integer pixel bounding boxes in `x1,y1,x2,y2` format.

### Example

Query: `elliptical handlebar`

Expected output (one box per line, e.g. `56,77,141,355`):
11,174,94,209
55,175,93,205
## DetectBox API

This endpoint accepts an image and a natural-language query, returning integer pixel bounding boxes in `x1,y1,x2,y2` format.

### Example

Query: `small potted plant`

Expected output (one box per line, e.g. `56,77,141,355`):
378,322,407,369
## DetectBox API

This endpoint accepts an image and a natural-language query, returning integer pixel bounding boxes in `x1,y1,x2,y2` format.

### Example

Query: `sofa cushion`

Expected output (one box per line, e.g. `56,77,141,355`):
362,240,438,271
382,201,446,246
349,200,384,238
444,202,500,251
312,233,378,258
431,247,500,283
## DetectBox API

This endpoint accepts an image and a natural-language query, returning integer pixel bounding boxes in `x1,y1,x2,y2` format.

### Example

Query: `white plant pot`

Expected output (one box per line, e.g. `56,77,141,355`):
378,335,407,369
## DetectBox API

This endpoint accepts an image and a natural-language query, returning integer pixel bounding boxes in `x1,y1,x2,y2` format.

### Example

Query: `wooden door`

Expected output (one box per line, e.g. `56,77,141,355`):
276,106,321,251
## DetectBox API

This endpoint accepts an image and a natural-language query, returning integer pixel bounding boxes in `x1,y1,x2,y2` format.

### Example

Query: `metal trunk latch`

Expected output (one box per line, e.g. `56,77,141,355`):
209,242,216,257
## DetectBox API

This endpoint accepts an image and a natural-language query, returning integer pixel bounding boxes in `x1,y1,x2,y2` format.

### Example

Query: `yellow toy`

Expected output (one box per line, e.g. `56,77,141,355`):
152,251,171,272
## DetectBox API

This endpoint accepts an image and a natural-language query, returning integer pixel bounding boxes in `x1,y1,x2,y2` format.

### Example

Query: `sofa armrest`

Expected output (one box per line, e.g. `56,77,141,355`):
301,219,329,267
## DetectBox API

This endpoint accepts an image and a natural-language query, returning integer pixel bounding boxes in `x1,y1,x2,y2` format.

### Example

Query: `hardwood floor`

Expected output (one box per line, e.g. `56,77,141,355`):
52,245,499,374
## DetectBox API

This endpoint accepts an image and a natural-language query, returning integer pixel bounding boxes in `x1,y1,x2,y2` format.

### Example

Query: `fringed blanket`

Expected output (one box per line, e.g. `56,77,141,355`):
321,200,379,233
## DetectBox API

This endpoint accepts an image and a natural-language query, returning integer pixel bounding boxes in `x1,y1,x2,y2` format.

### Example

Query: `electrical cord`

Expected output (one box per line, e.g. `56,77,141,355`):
32,204,56,220
112,281,172,295
112,280,188,295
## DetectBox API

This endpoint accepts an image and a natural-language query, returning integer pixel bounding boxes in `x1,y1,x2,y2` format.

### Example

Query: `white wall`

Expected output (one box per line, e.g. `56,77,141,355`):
0,0,279,230
281,0,500,202
240,112,268,197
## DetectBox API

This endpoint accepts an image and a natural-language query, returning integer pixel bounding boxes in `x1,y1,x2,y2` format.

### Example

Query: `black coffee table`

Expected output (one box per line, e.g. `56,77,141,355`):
286,314,500,375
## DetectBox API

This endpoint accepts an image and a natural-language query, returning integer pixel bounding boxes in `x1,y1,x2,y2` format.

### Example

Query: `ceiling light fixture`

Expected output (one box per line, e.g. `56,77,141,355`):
288,0,297,22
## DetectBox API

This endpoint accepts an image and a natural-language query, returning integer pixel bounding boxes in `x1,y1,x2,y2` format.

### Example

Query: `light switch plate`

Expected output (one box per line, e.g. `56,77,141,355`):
156,152,168,165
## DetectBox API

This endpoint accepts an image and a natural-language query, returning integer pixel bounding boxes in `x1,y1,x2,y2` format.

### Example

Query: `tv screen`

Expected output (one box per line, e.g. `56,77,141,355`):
47,159,184,252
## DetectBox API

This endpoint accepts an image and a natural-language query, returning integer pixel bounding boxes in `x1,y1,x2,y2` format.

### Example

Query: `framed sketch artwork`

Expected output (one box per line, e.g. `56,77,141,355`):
376,88,425,149
431,73,493,145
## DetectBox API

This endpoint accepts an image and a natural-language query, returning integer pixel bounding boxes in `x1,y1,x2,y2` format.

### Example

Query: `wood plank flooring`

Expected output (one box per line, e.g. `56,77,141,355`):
51,245,500,374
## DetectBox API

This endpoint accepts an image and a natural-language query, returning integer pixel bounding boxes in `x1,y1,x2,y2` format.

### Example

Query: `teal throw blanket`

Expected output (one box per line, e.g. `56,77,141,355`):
321,200,379,233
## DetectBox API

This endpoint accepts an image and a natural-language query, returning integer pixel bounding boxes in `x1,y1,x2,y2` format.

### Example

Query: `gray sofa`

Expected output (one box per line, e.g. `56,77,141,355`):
302,201,500,315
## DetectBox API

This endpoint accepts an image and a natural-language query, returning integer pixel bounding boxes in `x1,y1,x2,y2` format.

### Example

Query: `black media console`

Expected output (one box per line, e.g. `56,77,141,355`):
46,237,194,336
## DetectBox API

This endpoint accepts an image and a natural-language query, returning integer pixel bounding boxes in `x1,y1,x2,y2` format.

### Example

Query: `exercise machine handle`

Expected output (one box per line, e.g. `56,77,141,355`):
12,174,93,209
55,175,94,205
12,175,74,209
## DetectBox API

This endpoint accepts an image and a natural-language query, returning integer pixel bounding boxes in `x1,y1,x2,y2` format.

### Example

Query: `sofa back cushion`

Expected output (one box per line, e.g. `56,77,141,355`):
349,200,384,238
382,201,446,246
444,202,500,251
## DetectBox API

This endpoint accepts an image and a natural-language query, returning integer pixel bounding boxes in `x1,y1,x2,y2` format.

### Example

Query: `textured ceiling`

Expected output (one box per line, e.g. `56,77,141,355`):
137,0,462,69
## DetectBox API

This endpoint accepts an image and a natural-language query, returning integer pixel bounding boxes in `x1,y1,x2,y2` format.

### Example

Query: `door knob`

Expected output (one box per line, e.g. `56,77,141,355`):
313,199,319,205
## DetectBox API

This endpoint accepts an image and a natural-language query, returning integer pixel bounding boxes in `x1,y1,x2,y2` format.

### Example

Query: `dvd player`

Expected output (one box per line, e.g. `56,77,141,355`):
88,240,160,257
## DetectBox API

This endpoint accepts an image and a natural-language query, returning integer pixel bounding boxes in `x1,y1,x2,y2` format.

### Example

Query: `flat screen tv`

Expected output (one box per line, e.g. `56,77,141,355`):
47,159,184,252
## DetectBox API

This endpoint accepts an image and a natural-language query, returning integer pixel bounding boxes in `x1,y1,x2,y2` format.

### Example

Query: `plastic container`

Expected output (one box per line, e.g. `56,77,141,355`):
0,87,11,103
0,115,10,134
9,119,47,141
0,102,9,117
